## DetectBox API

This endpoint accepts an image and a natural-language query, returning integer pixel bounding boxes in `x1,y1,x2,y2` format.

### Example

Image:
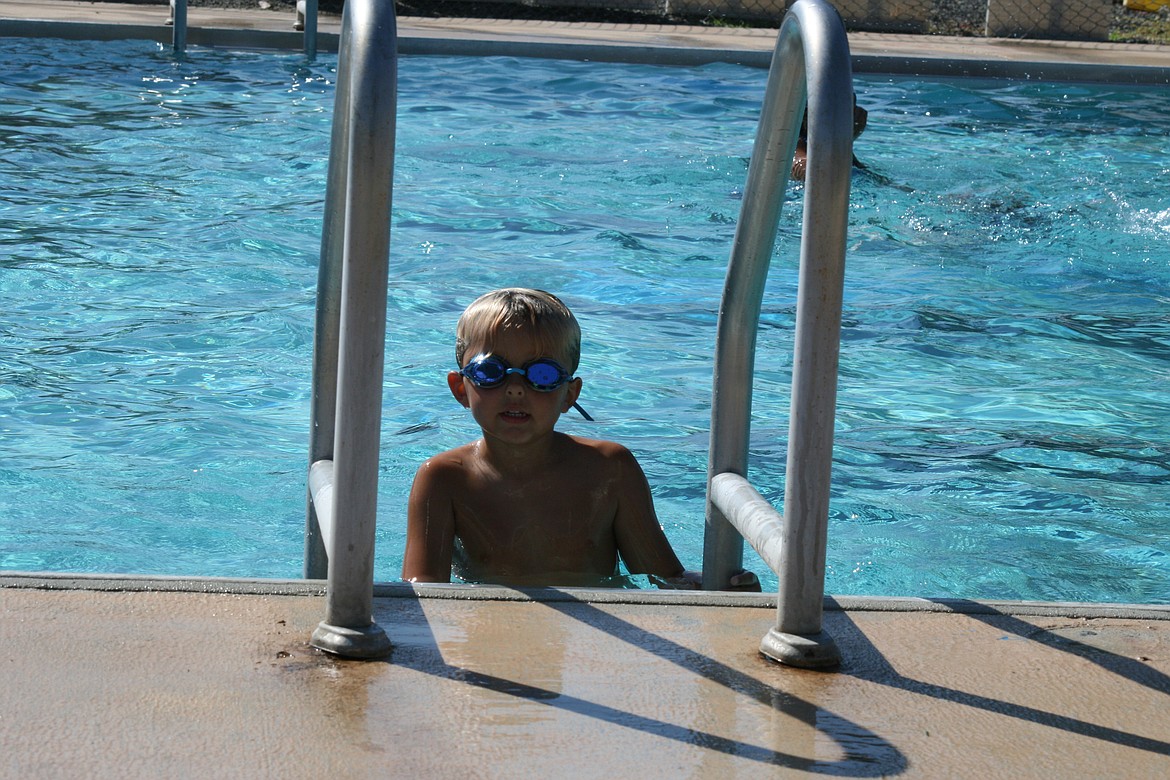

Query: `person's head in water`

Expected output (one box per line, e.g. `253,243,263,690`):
791,94,868,181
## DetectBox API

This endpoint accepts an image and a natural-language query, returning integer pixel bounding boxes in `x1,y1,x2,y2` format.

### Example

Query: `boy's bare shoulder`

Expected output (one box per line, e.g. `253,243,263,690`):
415,442,478,481
562,434,640,466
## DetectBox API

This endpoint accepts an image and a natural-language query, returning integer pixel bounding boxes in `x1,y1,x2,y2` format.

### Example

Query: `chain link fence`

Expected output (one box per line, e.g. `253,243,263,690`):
390,0,1170,42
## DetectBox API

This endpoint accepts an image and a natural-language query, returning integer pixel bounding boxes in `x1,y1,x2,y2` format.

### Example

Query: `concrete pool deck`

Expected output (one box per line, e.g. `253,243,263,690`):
3,573,1170,777
3,3,1170,777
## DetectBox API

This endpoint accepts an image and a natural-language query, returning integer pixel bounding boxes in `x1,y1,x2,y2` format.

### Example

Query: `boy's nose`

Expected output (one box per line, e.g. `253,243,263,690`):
504,373,526,396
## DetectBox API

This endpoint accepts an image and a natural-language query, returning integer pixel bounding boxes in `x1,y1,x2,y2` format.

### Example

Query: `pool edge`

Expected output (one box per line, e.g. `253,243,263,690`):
1,16,1169,84
4,571,1167,621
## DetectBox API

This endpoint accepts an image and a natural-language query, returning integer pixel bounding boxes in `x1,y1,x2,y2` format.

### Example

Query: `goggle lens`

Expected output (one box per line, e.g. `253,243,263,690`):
523,361,564,390
461,355,570,392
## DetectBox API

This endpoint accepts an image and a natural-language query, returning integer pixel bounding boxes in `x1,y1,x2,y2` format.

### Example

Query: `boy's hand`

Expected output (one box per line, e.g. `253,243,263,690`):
727,569,761,592
649,571,702,590
651,569,761,592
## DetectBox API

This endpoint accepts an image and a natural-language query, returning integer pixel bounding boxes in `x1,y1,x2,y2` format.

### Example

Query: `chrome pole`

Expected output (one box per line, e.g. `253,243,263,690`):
303,0,319,59
303,0,352,580
769,0,852,668
701,18,805,591
307,0,397,659
170,0,187,54
703,0,853,668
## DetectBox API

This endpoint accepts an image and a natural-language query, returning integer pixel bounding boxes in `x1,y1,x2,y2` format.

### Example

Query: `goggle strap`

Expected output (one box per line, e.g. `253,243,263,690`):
572,402,595,422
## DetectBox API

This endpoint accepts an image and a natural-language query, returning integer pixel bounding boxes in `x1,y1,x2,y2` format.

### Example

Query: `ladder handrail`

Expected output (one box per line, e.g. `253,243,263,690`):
170,0,319,56
170,0,186,53
304,0,397,659
702,0,853,669
297,0,320,58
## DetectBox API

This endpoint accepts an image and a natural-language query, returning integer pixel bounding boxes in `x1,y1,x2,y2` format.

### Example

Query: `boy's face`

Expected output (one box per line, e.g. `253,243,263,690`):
448,328,582,447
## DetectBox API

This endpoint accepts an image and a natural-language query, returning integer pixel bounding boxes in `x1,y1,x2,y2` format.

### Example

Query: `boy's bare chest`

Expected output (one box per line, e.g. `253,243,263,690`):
459,475,614,531
451,466,620,563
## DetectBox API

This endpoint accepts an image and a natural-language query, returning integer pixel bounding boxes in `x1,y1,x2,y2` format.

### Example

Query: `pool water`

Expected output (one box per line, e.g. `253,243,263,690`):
2,38,1168,602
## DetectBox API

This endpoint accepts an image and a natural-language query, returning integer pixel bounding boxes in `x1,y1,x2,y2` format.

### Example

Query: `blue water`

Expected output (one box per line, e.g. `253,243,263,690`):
2,38,1168,602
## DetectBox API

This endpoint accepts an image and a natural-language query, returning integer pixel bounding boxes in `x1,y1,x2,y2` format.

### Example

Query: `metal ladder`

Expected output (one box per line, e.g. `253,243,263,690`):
303,0,853,667
702,0,854,669
169,0,320,57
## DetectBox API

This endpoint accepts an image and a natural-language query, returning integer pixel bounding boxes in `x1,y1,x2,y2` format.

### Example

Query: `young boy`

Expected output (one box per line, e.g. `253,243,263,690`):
402,288,758,591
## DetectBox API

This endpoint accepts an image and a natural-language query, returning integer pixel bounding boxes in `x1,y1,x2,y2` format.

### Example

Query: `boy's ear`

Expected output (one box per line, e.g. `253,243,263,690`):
561,376,583,414
447,371,470,408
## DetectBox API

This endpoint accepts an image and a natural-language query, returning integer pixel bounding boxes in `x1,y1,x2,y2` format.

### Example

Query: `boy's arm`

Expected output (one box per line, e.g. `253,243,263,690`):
402,459,457,583
609,443,761,592
608,443,691,581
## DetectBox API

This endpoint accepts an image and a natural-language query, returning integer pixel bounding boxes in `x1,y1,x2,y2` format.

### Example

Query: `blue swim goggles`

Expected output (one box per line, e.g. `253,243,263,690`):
460,354,594,421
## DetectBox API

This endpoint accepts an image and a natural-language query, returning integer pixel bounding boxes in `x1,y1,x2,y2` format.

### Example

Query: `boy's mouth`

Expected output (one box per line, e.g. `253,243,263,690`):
500,410,530,422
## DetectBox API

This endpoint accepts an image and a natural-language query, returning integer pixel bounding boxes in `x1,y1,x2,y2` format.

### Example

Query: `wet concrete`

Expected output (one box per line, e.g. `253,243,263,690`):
3,578,1169,777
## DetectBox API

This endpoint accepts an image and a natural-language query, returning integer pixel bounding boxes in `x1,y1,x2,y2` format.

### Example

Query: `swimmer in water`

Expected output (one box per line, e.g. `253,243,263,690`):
791,95,869,181
402,287,760,591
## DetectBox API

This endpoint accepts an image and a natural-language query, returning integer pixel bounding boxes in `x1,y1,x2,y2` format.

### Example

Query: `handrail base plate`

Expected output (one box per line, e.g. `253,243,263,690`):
760,628,841,669
311,621,393,659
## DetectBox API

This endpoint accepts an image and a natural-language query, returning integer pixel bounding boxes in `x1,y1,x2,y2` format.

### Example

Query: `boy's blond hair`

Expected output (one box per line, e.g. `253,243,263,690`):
455,288,582,372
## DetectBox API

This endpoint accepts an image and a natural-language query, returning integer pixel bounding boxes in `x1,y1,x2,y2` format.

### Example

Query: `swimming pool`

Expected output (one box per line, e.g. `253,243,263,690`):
2,37,1167,602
